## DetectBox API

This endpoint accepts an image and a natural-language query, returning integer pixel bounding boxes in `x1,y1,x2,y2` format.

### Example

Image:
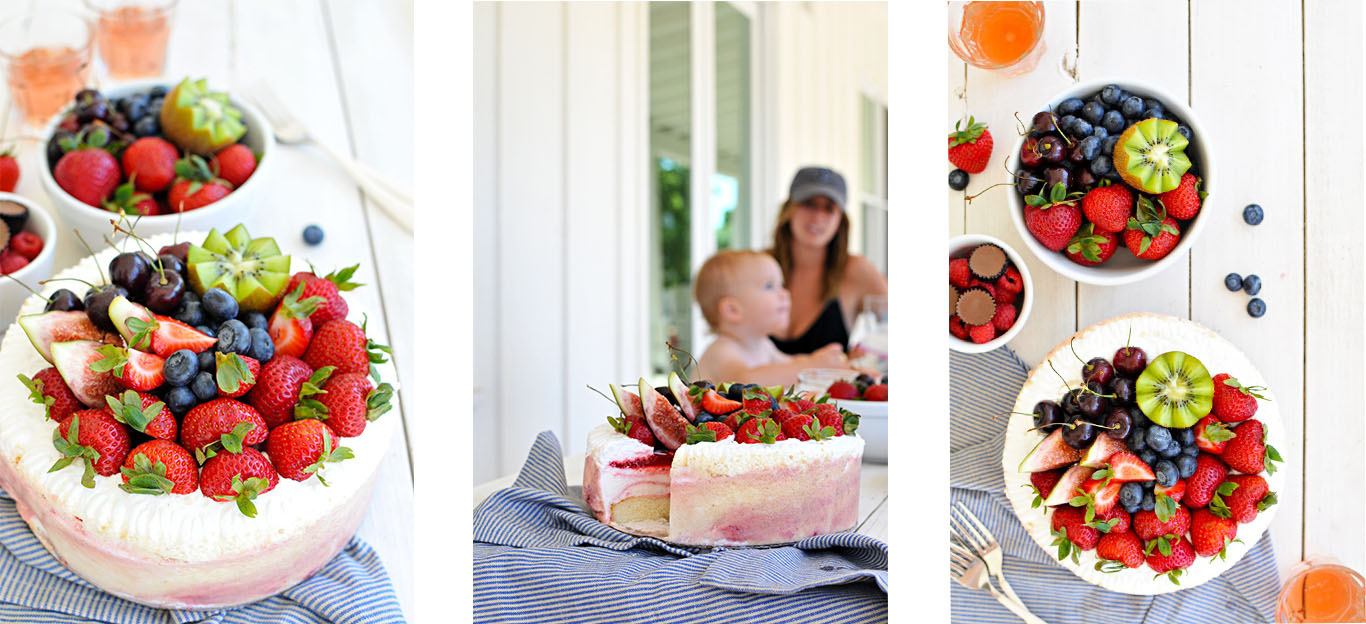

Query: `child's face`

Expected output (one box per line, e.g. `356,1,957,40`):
732,256,790,334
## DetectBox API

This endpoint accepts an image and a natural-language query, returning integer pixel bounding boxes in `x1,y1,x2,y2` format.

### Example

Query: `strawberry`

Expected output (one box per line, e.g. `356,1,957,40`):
1133,505,1191,541
1122,197,1181,260
167,154,233,212
105,389,176,442
1023,182,1084,251
1064,223,1119,266
996,266,1024,294
780,414,836,441
863,383,888,401
18,368,82,421
102,179,159,216
814,405,847,436
948,117,992,173
783,398,817,414
52,410,130,487
246,355,322,429
740,389,774,415
215,353,260,398
1154,479,1186,504
121,439,198,495
949,258,971,288
121,136,178,192
1183,453,1228,508
968,323,996,344
1145,536,1195,581
1081,183,1134,233
199,447,278,517
302,318,391,377
1096,531,1145,570
1190,508,1239,557
308,372,393,437
1157,173,1202,220
1050,506,1099,552
608,411,655,446
180,398,269,461
269,281,327,358
826,381,858,400
124,314,217,357
1211,373,1265,423
625,420,656,446
723,410,751,432
769,407,799,425
90,344,165,391
266,419,352,484
1029,468,1064,503
1082,478,1124,515
1103,452,1157,482
699,389,741,416
1096,506,1131,533
1194,415,1236,454
1223,419,1281,475
990,304,1017,333
0,249,27,274
210,143,257,188
1223,474,1275,524
949,315,969,340
0,149,18,192
684,421,733,444
286,266,360,325
55,148,121,207
735,417,785,444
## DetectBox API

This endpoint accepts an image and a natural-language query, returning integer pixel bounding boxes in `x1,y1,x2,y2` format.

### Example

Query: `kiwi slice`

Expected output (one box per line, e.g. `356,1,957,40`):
186,224,291,312
1135,350,1213,428
159,77,247,155
1113,118,1191,194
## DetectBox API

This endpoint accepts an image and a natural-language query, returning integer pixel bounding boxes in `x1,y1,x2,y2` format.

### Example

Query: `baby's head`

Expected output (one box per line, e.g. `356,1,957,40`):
694,250,790,336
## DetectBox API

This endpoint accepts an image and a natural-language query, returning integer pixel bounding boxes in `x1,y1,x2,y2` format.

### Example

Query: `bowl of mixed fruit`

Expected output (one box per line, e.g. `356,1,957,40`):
1007,81,1213,286
0,195,57,329
38,78,274,238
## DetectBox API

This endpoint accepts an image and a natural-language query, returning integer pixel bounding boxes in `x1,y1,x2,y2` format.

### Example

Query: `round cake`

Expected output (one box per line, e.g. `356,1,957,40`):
0,229,397,609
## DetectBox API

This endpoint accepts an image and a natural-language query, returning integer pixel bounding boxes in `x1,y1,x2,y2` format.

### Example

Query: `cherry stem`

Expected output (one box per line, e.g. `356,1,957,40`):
111,220,169,282
1070,337,1087,367
585,384,615,406
71,229,107,285
1047,359,1075,395
2,273,46,299
40,276,98,290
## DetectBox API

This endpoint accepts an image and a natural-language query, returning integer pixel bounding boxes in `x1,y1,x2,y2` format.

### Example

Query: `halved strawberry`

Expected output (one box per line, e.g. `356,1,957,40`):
1155,479,1186,504
1084,478,1124,515
269,282,326,358
149,315,216,357
699,389,741,415
1105,451,1157,482
90,345,165,391
1194,415,1236,454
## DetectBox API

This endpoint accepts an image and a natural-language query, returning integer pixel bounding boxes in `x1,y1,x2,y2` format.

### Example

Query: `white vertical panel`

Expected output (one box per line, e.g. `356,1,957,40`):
473,2,502,484
620,2,650,381
496,3,567,474
690,1,717,354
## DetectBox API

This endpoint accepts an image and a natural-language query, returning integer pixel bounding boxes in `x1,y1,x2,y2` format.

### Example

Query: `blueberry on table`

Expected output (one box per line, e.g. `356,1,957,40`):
165,386,197,416
191,371,218,402
202,287,239,322
1248,298,1266,318
1242,274,1262,296
1057,97,1084,116
1224,273,1243,291
1243,204,1264,225
1176,454,1198,479
162,349,198,387
948,169,968,191
304,224,325,246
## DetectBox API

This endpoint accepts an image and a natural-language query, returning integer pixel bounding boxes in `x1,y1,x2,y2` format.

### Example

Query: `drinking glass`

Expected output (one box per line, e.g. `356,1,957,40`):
848,295,888,373
0,11,93,126
1277,559,1365,623
947,1,1046,76
86,0,177,80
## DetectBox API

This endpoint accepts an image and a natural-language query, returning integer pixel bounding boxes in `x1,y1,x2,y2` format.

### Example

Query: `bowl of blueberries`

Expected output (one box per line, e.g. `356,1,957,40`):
1006,80,1214,286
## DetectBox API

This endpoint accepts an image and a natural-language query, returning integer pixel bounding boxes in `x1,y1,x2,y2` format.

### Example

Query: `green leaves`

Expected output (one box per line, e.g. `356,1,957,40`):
1154,491,1179,523
1049,527,1079,565
125,316,158,352
745,419,782,444
197,422,257,463
1025,182,1083,211
105,390,163,433
366,383,395,422
1095,559,1128,574
801,420,836,441
1208,481,1239,519
222,474,271,518
89,344,130,377
118,453,175,495
17,374,56,419
840,408,860,435
48,415,98,489
302,433,352,487
321,264,363,291
1023,484,1045,509
1200,420,1236,444
684,423,716,445
294,366,334,421
1220,376,1270,400
607,415,632,435
1265,444,1282,475
1144,534,1176,557
1065,223,1110,262
280,281,327,321
948,116,987,147
215,352,256,394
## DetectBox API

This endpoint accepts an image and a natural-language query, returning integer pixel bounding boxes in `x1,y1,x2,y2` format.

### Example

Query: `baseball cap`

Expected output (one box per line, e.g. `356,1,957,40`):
789,166,847,208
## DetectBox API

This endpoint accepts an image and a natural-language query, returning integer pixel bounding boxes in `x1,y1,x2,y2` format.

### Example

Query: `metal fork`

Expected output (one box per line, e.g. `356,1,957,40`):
950,543,1047,624
951,502,1031,609
245,82,413,233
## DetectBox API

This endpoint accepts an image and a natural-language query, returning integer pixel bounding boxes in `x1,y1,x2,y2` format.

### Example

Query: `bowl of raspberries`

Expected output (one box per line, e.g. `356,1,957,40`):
0,194,56,328
950,234,1032,353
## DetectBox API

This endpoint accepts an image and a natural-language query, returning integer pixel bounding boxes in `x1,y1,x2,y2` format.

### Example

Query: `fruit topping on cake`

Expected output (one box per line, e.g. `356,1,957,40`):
186,225,291,312
159,78,247,156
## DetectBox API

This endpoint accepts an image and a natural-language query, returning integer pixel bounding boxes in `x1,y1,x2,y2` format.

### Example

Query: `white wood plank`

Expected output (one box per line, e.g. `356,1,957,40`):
1303,0,1365,574
1074,0,1190,326
1190,0,1306,578
473,2,503,484
948,53,966,238
619,2,650,387
961,0,1077,366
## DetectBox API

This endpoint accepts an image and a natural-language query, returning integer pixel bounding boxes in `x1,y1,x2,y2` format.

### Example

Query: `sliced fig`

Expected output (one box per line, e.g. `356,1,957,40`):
610,384,645,422
50,340,123,408
1079,433,1129,468
666,371,700,423
19,311,111,364
1019,428,1083,472
1043,464,1097,507
638,378,687,450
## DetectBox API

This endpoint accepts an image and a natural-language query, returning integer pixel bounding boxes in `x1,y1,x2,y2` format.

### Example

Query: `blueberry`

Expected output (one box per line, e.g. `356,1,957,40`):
1069,118,1093,138
124,98,147,122
1082,101,1105,124
1225,273,1243,291
1090,125,1108,141
1176,125,1192,140
198,349,217,373
174,299,204,327
1175,455,1198,480
202,288,239,322
1142,480,1156,493
241,311,269,331
1146,425,1172,450
161,349,198,386
1127,428,1147,452
1140,491,1155,511
1182,445,1199,457
180,289,200,305
1102,110,1126,134
196,324,217,338
1128,406,1150,429
191,371,218,402
133,115,159,137
148,85,167,98
1101,136,1119,155
1139,449,1158,467
1057,98,1084,115
164,386,197,416
248,327,274,362
1143,108,1166,120
1154,460,1178,487
1123,500,1140,514
1159,440,1183,458
1075,136,1101,161
1242,274,1262,296
949,169,969,191
1243,203,1264,225
217,319,251,354
1120,482,1143,508
1120,95,1145,118
1100,84,1126,106
1089,155,1113,176
1058,114,1079,133
1248,298,1266,318
303,224,325,246
726,383,744,402
1143,99,1164,116
1173,426,1195,446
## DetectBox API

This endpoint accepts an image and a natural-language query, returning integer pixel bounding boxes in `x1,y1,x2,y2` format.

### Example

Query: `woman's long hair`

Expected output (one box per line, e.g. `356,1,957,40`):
768,198,850,301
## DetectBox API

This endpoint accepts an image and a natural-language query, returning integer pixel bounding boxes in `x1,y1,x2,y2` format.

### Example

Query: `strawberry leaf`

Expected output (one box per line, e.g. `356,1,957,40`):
215,352,256,394
118,453,175,495
366,383,395,421
685,423,716,444
17,374,57,419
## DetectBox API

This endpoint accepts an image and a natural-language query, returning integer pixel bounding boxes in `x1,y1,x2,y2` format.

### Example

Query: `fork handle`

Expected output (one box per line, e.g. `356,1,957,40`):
985,584,1048,624
312,141,414,233
995,574,1030,615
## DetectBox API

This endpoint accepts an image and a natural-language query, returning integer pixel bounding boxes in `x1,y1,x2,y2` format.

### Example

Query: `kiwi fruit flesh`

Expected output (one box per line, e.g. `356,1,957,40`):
1135,350,1213,428
159,77,247,155
186,224,291,312
1113,118,1191,194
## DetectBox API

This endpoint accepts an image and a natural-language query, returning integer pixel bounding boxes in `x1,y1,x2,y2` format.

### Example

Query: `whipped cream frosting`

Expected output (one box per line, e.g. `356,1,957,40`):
0,232,397,563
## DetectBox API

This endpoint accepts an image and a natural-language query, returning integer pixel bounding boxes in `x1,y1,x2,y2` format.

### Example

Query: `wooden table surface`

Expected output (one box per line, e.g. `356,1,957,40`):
0,1,415,618
948,0,1364,581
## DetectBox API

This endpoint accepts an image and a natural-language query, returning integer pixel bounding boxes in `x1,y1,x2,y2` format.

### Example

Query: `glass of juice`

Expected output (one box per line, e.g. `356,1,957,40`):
1277,560,1365,623
948,1,1046,76
0,11,94,126
85,0,178,80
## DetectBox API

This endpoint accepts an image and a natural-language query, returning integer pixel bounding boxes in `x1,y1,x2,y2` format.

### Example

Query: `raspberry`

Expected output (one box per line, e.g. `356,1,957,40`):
991,303,1017,332
949,258,971,288
949,315,969,340
968,323,996,344
997,266,1024,293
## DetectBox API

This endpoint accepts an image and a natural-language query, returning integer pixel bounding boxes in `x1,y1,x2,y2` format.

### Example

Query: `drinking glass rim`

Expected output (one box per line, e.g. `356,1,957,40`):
1276,563,1365,623
0,11,93,63
947,1,1047,71
83,0,180,16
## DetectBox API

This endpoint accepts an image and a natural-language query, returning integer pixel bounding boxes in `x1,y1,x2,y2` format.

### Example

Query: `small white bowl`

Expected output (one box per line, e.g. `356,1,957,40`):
1007,79,1214,286
37,79,274,240
831,398,887,463
0,194,58,331
949,234,1033,354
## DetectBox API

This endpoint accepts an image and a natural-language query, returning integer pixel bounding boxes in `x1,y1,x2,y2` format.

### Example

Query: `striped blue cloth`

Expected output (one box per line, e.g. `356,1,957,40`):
473,431,888,624
0,487,404,623
950,347,1282,624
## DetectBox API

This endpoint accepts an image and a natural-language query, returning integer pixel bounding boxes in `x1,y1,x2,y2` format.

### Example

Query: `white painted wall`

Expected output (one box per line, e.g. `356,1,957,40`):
473,1,887,483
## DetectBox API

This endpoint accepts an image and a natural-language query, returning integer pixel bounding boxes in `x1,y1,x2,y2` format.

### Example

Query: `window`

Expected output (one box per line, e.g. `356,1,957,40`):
860,93,888,274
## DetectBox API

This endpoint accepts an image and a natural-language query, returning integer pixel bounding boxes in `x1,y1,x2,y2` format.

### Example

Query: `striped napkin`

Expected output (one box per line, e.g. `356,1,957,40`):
473,431,888,624
0,487,404,624
950,347,1282,624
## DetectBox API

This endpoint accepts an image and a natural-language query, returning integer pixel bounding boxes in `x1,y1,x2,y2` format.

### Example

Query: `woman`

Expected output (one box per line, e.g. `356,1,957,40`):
768,166,888,356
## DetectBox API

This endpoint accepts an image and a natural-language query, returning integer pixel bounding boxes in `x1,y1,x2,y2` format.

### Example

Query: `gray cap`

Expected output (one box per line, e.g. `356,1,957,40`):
789,166,847,208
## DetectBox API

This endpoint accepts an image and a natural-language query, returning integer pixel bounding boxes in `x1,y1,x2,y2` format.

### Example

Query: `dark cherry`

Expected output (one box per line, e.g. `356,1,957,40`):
1104,407,1133,440
1077,381,1110,419
1032,400,1064,430
1083,357,1115,386
159,242,191,264
1043,166,1071,191
84,285,129,333
44,288,85,312
1076,168,1098,187
1036,135,1066,163
1110,376,1137,405
1020,136,1043,168
1113,346,1148,378
109,252,153,293
157,253,186,276
1016,169,1043,195
1060,388,1083,416
143,270,185,314
1062,420,1097,449
1031,111,1057,135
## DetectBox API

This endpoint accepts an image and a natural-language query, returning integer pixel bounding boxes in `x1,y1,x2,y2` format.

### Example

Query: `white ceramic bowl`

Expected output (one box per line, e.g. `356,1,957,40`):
38,79,274,240
0,194,57,333
949,234,1033,354
1007,79,1214,286
831,398,887,463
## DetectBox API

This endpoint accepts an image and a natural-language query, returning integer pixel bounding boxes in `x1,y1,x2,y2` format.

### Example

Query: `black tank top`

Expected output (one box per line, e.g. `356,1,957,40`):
771,298,848,355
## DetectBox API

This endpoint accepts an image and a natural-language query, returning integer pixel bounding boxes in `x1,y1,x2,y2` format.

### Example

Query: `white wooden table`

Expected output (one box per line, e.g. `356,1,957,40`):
474,456,890,543
0,1,414,618
948,0,1364,582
